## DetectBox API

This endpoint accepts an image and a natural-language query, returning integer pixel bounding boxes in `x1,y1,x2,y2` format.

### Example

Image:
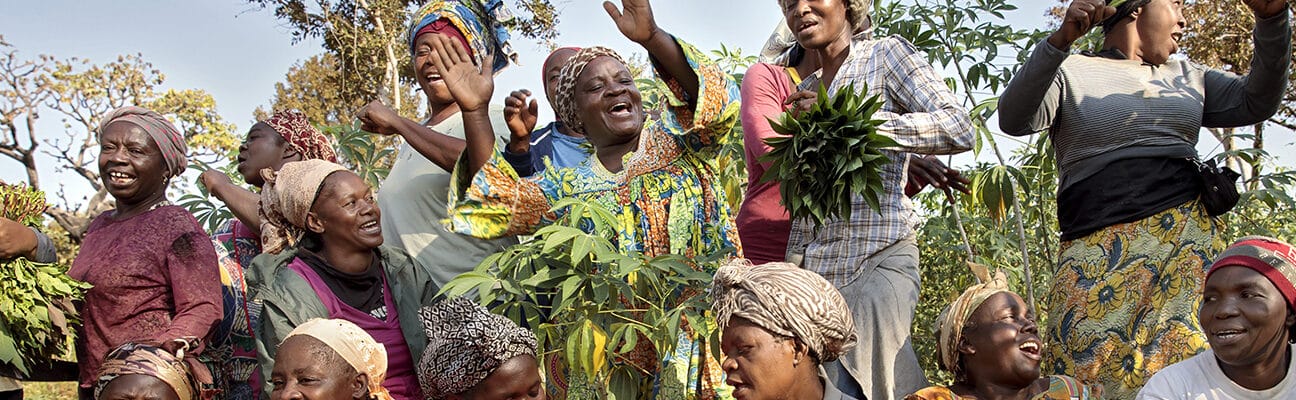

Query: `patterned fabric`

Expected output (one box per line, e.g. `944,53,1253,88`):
407,0,516,73
552,46,626,135
95,340,207,400
203,235,261,400
98,106,188,177
416,297,537,399
258,159,347,254
213,219,262,271
543,47,582,95
284,319,394,400
1208,236,1296,310
759,0,873,63
935,268,1011,376
1043,200,1223,399
263,109,337,163
783,35,973,287
904,375,1101,400
711,259,856,362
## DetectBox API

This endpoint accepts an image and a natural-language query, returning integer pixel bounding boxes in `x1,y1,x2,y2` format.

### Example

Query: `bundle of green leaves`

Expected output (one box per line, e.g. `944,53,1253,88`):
0,183,90,377
760,82,898,227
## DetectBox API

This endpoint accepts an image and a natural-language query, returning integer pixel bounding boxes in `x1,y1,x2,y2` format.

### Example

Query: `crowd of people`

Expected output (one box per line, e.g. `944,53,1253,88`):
0,0,1291,399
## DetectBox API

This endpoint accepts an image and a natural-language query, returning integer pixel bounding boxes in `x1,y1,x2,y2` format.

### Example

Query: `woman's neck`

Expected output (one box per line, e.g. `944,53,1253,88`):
1220,342,1292,391
1101,27,1143,63
113,190,167,220
595,139,639,173
427,99,463,126
317,245,375,275
814,28,854,88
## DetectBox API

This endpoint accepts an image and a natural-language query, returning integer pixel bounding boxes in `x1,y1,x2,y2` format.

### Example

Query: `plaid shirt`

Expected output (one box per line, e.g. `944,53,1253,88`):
785,35,973,287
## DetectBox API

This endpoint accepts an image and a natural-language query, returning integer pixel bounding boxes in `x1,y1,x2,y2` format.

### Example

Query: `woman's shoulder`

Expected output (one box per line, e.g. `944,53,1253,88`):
1042,375,1102,399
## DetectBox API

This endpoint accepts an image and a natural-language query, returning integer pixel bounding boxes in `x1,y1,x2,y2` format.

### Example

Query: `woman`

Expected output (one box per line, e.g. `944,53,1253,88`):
416,297,543,400
71,106,222,398
772,0,974,397
1139,236,1296,399
271,319,394,400
200,109,338,399
997,0,1291,395
252,159,438,400
500,47,589,177
711,260,859,400
94,340,209,400
907,269,1101,399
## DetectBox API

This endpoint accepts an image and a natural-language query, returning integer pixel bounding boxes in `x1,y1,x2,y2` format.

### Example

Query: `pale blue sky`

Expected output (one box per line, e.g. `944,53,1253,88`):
1,0,1291,203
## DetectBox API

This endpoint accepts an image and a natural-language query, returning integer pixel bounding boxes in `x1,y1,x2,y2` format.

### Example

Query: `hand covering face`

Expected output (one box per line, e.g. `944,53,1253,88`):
284,318,394,400
98,106,188,178
711,259,857,362
416,297,538,399
407,0,518,74
258,159,347,254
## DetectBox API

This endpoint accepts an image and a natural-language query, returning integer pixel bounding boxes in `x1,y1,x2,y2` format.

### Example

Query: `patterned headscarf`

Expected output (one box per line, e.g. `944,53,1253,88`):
1208,236,1296,311
94,340,207,400
934,268,1013,376
283,319,393,400
761,0,873,64
258,159,347,254
711,260,857,362
98,106,188,178
542,47,582,96
553,46,626,135
408,0,517,74
417,297,539,399
262,110,338,163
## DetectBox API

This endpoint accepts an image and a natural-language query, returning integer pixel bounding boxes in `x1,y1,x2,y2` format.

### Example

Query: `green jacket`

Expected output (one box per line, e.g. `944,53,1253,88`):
249,245,439,395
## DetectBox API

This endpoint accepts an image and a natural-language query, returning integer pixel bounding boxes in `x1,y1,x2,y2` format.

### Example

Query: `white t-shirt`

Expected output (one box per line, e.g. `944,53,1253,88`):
1138,344,1296,399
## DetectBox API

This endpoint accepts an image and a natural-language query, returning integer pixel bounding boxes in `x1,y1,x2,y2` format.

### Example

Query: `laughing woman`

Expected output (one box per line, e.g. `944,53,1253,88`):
251,160,439,400
997,0,1291,396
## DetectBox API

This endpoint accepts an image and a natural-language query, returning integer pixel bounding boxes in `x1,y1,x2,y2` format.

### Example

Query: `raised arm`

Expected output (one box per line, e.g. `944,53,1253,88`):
605,0,699,103
201,170,263,235
1202,1,1291,127
357,99,467,171
425,34,498,178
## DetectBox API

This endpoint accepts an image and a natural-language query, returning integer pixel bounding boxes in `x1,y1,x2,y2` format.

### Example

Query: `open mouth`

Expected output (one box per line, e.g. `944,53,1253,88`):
1212,328,1246,344
727,381,749,399
608,102,633,117
797,21,818,34
424,71,443,82
1018,340,1042,360
360,220,381,234
107,170,136,186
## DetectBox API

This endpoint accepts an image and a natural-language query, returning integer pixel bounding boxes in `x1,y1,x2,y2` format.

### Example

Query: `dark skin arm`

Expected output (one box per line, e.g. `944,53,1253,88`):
200,170,263,235
605,0,700,103
357,99,467,171
424,34,498,175
0,217,38,260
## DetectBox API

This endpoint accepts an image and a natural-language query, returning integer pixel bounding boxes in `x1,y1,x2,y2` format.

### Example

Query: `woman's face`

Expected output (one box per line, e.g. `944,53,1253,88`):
1201,266,1295,368
97,375,181,400
237,122,295,187
719,317,805,400
781,0,852,50
307,172,383,252
573,56,645,149
456,355,545,400
271,336,366,400
413,32,458,105
959,292,1042,388
544,48,579,107
98,121,169,206
1133,0,1186,65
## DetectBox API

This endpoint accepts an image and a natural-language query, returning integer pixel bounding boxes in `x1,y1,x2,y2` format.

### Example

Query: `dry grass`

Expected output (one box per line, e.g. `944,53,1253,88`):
22,381,77,400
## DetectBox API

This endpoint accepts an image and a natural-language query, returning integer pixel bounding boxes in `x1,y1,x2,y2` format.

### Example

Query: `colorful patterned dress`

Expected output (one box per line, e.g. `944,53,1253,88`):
447,38,740,399
206,219,263,399
905,375,1102,400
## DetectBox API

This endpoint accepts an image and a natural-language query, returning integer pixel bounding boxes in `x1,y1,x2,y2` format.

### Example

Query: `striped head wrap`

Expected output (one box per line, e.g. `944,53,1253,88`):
284,319,393,400
262,110,337,163
553,46,626,135
98,106,188,178
94,339,208,400
408,0,517,74
416,297,538,399
934,268,1012,377
1208,236,1296,311
711,259,857,362
258,159,348,254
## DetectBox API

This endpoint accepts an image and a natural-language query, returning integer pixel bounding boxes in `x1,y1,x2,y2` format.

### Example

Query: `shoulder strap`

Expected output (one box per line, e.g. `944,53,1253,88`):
785,66,803,86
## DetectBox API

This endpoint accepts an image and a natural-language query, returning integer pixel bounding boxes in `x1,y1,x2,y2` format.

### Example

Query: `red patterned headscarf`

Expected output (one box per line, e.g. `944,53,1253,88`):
262,110,337,163
1209,236,1296,310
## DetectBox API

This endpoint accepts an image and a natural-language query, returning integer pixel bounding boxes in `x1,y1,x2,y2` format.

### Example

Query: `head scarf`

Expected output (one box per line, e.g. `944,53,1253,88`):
553,46,626,135
417,297,539,399
1100,0,1153,34
761,0,873,63
934,268,1013,377
542,47,582,95
262,110,338,163
1208,236,1296,311
94,340,207,400
408,0,517,74
711,259,857,362
258,159,347,254
284,319,393,400
98,106,188,178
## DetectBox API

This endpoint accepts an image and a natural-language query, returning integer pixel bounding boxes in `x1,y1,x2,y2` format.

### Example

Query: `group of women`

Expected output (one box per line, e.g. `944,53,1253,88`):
1,0,1291,399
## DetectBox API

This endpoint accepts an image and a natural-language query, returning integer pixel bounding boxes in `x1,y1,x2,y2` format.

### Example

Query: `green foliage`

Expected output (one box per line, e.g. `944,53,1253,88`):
322,123,396,188
178,160,239,233
442,198,725,398
0,184,90,377
761,82,897,227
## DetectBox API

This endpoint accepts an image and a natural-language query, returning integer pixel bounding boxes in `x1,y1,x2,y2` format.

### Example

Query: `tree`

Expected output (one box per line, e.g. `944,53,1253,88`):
0,37,237,241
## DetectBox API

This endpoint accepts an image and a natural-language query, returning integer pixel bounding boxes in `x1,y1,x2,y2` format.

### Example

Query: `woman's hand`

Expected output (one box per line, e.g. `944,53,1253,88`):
785,90,818,116
504,89,539,154
428,34,495,113
604,0,661,44
906,155,971,197
1244,0,1289,19
1048,0,1116,50
0,217,37,260
199,170,233,194
356,100,403,136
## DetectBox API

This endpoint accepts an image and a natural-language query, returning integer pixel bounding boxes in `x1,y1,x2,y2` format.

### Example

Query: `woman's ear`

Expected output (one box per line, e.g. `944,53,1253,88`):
957,336,976,357
352,372,369,399
306,211,326,234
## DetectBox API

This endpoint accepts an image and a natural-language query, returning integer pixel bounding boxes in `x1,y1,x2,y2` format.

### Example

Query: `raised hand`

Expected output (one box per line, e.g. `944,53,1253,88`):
1048,0,1117,50
199,169,234,193
1244,0,1289,19
428,34,495,112
503,89,539,154
604,0,660,44
356,100,403,136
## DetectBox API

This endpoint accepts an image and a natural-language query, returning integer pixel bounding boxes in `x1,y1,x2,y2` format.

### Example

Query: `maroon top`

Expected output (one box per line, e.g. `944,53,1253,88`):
69,205,222,386
737,63,797,264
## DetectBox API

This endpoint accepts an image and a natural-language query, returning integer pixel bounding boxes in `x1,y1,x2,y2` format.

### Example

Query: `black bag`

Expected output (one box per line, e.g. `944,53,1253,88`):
1191,157,1241,216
